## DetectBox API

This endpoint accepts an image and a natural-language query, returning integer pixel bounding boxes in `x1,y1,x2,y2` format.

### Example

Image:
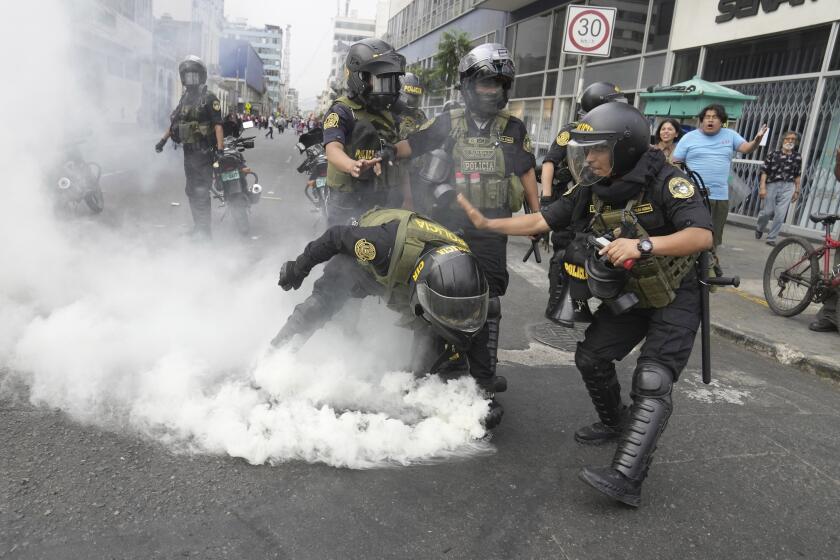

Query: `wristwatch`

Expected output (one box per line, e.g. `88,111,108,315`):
637,238,654,258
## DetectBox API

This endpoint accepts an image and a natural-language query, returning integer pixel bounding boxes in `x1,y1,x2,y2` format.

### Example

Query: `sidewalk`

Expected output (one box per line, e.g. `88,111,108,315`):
712,222,840,381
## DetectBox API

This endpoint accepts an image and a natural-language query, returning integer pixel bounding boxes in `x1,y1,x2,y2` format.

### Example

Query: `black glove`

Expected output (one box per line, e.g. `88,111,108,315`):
214,148,225,161
539,195,554,211
155,138,167,153
277,260,306,291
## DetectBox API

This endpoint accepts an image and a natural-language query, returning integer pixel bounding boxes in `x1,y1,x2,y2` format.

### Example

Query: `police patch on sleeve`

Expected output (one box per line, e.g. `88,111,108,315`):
556,130,570,146
418,117,436,131
324,112,340,129
212,99,220,111
668,177,695,199
354,239,376,261
523,134,533,153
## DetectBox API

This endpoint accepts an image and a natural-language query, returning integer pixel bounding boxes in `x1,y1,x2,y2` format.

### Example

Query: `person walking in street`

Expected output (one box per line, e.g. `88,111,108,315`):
265,115,274,139
154,55,224,239
755,131,802,246
672,104,767,247
456,101,713,507
809,145,840,332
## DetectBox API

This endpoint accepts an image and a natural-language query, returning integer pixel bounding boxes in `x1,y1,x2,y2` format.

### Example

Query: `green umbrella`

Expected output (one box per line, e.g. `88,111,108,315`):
639,76,756,119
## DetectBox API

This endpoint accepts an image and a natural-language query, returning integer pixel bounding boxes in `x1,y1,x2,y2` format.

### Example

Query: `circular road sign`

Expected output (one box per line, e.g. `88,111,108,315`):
567,9,612,53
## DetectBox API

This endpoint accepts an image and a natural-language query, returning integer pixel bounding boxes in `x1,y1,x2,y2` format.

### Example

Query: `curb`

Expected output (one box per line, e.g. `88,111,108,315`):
710,320,840,383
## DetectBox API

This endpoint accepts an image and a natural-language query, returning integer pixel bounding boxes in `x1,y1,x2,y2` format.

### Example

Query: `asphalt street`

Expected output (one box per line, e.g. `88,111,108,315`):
2,130,839,559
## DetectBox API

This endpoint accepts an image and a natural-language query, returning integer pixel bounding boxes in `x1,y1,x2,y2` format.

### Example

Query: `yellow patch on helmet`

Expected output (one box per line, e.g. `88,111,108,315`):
576,123,594,132
668,177,695,199
324,112,340,129
403,85,423,95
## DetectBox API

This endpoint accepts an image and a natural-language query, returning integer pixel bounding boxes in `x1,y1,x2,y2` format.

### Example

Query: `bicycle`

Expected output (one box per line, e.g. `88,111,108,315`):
762,212,840,318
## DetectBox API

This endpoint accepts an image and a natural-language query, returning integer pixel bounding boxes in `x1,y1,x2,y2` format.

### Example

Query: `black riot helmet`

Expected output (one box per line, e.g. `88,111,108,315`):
345,38,406,111
579,82,626,114
458,43,516,118
566,102,651,186
179,55,207,88
400,72,424,109
409,245,489,349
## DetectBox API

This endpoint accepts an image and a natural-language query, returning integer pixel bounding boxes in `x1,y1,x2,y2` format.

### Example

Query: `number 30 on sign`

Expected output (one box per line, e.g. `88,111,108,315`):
562,5,617,58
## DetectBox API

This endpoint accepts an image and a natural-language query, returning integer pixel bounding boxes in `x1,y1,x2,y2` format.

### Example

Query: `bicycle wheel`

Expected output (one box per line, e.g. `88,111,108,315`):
763,237,819,316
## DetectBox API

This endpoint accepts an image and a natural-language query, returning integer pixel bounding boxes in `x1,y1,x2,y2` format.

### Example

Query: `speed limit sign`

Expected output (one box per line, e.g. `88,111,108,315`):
562,5,617,58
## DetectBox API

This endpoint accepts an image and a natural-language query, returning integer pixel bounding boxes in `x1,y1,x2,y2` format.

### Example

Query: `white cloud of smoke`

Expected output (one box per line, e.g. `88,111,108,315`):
0,1,491,469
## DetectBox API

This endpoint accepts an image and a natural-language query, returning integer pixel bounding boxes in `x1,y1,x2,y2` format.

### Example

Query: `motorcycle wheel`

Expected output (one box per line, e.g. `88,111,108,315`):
229,192,250,236
84,187,104,214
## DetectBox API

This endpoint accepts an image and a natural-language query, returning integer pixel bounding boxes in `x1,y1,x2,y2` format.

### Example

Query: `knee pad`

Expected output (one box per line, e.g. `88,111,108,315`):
631,360,674,398
487,296,501,320
574,343,614,379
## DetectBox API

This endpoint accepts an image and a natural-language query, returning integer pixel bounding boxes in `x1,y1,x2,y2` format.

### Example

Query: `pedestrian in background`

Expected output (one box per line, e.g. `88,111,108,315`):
755,131,802,246
654,118,682,164
673,104,767,247
265,115,274,139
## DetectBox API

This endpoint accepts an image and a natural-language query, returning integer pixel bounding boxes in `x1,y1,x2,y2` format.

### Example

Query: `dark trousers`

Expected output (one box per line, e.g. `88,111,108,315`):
183,147,214,235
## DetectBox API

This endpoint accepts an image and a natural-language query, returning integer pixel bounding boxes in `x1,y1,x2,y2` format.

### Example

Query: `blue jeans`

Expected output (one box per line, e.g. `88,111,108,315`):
756,181,795,241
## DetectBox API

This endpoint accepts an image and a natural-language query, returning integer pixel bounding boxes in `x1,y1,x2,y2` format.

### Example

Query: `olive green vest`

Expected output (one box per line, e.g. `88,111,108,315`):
326,96,401,193
590,194,696,309
174,90,213,146
398,108,428,140
358,207,470,311
449,108,524,212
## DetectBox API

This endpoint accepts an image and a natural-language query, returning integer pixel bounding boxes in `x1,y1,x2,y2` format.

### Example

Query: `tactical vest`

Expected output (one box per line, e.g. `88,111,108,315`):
326,96,401,193
590,193,696,309
358,207,470,311
449,108,524,212
172,89,213,146
399,108,427,140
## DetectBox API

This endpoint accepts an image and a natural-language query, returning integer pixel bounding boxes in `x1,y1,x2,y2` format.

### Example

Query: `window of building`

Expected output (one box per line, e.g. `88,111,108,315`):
544,71,558,97
641,53,666,89
512,12,551,74
548,8,566,70
832,40,840,71
560,68,577,96
584,59,641,92
703,26,830,82
671,48,699,84
646,0,674,52
512,74,543,99
589,0,648,59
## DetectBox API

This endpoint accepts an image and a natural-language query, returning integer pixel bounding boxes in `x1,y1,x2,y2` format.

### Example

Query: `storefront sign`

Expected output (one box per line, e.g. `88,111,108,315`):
716,0,820,24
562,5,617,58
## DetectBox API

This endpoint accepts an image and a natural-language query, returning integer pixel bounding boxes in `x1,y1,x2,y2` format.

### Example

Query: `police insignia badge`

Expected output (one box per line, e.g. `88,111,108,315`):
523,134,533,152
556,131,570,146
324,112,340,129
668,177,695,199
212,100,220,111
418,118,435,131
354,239,376,261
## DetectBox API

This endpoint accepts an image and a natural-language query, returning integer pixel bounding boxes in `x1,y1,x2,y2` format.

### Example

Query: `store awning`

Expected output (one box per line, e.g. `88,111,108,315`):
639,76,757,119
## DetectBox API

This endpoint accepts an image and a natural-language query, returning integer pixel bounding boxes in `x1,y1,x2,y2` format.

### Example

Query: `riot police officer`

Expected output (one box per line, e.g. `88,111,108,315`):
269,208,503,428
393,44,540,418
155,56,224,238
457,102,714,507
542,82,626,320
393,72,430,212
322,38,406,225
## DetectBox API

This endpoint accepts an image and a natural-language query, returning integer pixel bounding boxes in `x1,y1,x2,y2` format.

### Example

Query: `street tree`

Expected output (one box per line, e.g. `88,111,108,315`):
434,30,472,102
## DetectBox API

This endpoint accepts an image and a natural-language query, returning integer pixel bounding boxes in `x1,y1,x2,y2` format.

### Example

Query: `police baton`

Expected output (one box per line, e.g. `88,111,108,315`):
522,205,542,263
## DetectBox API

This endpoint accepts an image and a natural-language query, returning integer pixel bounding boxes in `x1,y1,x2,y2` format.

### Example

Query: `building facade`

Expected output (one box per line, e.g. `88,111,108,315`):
223,21,284,113
218,38,267,114
502,0,840,233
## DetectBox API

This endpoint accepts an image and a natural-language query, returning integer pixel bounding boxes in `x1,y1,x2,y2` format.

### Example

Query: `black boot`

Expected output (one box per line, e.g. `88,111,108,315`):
573,344,625,444
579,361,674,507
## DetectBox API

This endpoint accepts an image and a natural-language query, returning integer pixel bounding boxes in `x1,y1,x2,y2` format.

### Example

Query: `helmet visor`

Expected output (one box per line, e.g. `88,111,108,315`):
567,137,616,186
370,73,402,95
416,283,489,333
183,71,202,86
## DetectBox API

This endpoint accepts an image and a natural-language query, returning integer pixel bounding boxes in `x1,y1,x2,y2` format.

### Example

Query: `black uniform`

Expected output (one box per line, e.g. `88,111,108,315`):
170,88,223,236
542,149,712,373
407,110,535,298
271,220,498,389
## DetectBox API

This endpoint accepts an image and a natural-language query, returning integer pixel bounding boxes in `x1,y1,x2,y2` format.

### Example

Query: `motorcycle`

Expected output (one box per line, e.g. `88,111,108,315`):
211,134,262,236
53,142,104,215
296,127,329,224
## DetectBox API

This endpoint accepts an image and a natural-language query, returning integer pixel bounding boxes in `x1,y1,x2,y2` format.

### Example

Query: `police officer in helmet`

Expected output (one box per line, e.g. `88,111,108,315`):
392,44,540,427
458,102,713,507
270,207,502,428
155,56,224,238
541,82,627,322
393,72,430,211
322,39,407,225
